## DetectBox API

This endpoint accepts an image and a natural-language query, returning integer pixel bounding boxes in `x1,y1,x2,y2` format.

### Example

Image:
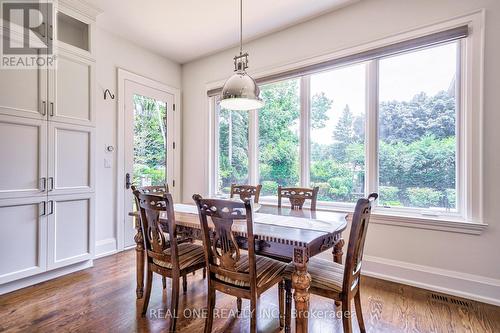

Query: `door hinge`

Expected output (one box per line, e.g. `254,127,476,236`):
173,103,176,111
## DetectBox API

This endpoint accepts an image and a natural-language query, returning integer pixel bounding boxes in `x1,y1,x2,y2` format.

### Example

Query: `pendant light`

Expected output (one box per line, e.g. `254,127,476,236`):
219,0,264,111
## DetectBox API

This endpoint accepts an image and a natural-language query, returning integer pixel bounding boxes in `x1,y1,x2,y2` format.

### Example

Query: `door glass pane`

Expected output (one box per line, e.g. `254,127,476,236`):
133,94,167,187
310,63,366,203
216,98,249,194
258,78,300,197
378,42,458,210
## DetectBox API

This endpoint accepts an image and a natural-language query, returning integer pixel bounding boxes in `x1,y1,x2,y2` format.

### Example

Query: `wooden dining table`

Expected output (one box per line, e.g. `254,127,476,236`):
130,203,347,333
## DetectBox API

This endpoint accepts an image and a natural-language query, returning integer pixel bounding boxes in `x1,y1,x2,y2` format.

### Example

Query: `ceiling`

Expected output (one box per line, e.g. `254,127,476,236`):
85,0,358,64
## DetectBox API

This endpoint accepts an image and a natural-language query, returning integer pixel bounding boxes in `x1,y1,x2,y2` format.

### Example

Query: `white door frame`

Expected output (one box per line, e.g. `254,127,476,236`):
116,68,181,251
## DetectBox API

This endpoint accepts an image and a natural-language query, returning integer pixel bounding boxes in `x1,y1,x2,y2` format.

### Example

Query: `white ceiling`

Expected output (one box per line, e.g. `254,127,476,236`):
85,0,358,64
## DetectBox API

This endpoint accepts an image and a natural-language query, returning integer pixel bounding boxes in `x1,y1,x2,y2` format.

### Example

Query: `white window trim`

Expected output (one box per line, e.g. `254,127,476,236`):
207,10,486,234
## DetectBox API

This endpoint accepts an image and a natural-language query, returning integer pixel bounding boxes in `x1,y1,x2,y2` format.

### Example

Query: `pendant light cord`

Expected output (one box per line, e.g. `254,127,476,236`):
240,0,243,55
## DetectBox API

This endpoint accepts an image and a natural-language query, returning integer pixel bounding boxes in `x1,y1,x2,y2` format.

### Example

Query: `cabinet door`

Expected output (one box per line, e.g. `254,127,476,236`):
48,122,94,195
0,115,47,199
0,50,48,120
0,197,48,284
49,51,94,126
47,193,94,269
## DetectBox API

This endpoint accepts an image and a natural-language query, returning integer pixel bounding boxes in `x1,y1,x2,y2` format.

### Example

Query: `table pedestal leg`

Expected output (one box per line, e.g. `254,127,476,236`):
292,248,311,333
134,226,145,299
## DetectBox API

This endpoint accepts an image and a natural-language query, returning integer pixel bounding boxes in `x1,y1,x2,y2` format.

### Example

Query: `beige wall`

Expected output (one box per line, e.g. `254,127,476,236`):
181,0,500,304
94,27,181,255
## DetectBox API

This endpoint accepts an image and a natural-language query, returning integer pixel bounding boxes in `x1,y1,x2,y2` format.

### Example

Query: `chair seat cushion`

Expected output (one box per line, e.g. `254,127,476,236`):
216,255,287,288
285,257,344,293
153,243,205,270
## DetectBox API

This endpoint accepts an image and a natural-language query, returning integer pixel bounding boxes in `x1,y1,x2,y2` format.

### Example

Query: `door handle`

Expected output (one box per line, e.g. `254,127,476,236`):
49,24,53,41
40,177,47,191
125,173,131,189
41,101,46,116
40,201,46,216
41,22,46,38
48,200,54,215
48,177,54,191
50,102,54,116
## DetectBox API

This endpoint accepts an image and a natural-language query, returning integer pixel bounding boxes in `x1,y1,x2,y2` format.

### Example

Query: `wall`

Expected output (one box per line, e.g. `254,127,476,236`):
94,27,181,256
181,0,500,305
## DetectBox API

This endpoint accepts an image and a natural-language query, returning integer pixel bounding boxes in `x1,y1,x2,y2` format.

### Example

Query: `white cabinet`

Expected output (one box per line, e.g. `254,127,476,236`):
0,116,47,199
47,193,94,270
0,0,98,291
48,122,95,195
49,52,95,126
0,197,48,284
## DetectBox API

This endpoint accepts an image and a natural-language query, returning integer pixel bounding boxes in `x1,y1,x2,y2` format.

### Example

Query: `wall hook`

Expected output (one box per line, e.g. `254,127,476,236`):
104,89,115,100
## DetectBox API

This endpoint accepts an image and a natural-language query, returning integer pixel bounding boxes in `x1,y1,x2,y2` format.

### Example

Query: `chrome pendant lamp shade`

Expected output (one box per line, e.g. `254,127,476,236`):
219,0,264,111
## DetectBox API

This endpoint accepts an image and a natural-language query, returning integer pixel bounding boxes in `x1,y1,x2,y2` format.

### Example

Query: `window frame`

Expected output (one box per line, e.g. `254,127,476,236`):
208,11,485,233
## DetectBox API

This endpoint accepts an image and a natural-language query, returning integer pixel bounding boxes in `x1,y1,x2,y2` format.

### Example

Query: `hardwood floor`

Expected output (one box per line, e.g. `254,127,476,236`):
1,250,499,333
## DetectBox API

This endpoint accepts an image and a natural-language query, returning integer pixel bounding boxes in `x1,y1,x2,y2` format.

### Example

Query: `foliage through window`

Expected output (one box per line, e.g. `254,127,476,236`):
133,95,167,187
378,43,457,210
216,98,249,194
310,63,366,203
213,41,461,213
258,79,300,195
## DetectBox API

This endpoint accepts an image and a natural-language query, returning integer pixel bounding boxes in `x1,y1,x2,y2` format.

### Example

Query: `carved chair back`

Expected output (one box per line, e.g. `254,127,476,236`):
342,193,378,296
193,195,257,289
133,184,169,195
230,184,262,203
277,186,319,210
131,184,169,217
135,192,180,270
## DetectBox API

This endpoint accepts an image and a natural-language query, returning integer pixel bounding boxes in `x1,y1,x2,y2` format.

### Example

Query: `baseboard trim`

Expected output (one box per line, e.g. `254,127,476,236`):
95,238,117,258
0,260,93,295
362,255,500,306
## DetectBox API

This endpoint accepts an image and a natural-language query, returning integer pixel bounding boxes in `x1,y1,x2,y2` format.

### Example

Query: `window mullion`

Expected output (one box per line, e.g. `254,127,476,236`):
300,76,311,187
212,97,220,195
366,60,379,198
248,109,258,185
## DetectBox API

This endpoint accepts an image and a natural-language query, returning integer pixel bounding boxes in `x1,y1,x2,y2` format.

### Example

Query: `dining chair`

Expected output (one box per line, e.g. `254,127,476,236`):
192,194,287,333
283,193,378,333
135,192,206,332
132,185,200,291
277,186,319,210
230,183,263,203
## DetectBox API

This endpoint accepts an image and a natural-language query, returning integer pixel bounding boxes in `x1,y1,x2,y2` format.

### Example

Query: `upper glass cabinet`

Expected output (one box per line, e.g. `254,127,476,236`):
57,12,89,51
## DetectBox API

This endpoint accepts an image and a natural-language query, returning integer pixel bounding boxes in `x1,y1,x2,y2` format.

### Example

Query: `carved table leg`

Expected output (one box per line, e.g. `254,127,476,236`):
292,248,311,333
333,237,345,307
134,224,145,299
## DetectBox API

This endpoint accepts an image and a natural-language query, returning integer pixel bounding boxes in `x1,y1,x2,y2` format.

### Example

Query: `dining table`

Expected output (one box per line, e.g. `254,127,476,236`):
129,202,348,333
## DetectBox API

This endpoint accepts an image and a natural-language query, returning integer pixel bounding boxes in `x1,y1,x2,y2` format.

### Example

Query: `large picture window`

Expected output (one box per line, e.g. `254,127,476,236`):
211,19,484,226
214,42,460,211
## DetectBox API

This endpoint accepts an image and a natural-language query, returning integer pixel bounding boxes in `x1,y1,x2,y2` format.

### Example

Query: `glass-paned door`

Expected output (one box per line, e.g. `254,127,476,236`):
123,80,174,248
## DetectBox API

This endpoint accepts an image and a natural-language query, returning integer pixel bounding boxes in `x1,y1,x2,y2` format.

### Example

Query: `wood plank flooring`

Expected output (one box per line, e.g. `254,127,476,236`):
1,250,499,332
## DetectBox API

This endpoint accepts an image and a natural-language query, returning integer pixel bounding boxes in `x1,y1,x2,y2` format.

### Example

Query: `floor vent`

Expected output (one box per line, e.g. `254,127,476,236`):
430,293,474,308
